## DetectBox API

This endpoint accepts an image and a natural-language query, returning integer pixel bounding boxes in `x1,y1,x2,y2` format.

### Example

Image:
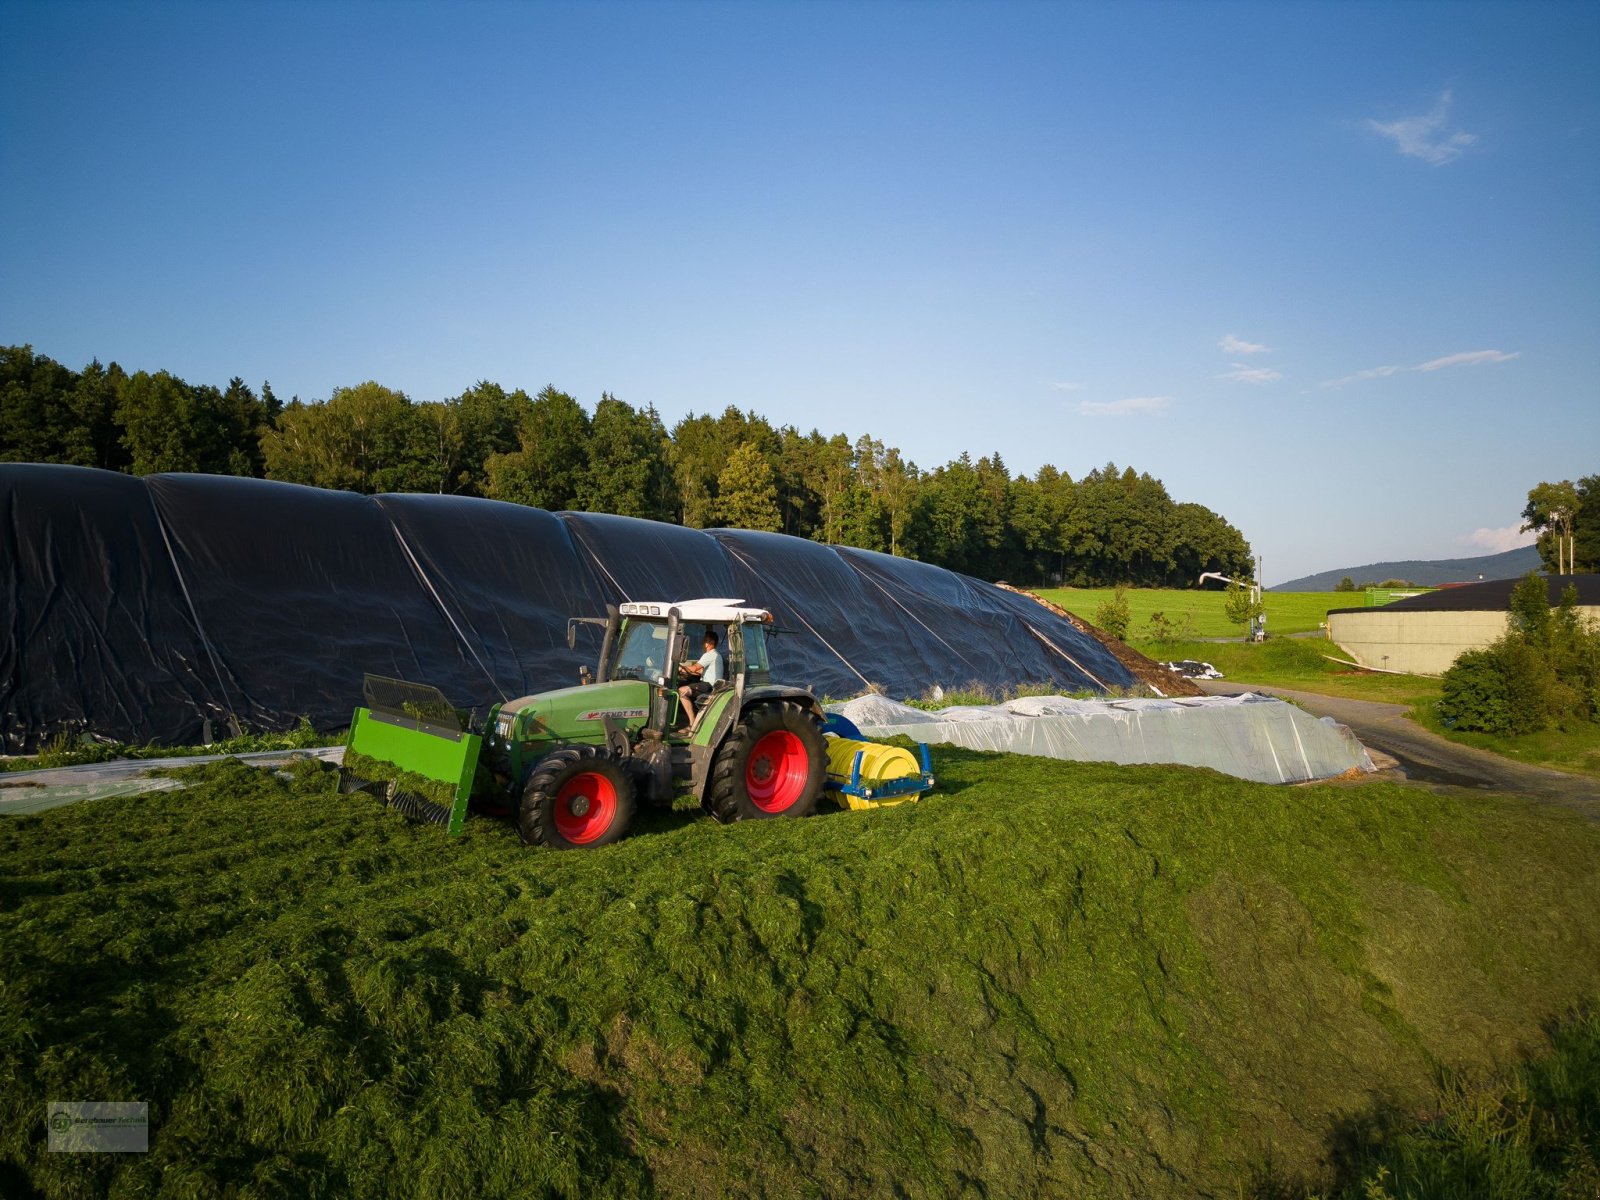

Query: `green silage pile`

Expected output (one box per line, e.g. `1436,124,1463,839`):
2,752,1598,1198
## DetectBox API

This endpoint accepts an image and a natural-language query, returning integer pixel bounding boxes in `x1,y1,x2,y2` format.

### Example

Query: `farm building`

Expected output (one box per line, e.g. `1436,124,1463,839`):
1326,574,1600,675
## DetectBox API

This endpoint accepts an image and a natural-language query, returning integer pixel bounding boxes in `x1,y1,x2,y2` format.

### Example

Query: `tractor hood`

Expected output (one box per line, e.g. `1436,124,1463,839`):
492,680,652,742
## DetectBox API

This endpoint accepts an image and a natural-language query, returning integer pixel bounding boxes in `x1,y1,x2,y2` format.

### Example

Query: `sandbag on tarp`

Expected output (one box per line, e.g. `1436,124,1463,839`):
1,465,1136,751
830,693,1374,784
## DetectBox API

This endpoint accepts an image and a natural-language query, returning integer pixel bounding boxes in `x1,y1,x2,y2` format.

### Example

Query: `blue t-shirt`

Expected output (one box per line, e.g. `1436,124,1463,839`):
697,648,724,685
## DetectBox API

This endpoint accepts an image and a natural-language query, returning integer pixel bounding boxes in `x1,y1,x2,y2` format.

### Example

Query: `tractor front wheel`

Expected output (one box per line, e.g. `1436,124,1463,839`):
707,701,827,824
519,746,636,849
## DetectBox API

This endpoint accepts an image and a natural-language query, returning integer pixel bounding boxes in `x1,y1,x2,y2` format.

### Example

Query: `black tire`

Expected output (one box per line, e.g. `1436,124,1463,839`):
518,746,636,850
707,701,827,824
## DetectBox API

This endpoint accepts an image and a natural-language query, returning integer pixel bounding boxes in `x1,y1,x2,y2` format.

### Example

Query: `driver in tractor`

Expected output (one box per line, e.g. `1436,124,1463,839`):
676,628,724,726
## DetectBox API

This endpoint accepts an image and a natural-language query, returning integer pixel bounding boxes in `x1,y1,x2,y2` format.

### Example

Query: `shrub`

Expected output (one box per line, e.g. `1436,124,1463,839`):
1441,634,1568,735
1092,587,1131,641
1223,581,1263,636
1551,585,1600,721
1439,574,1600,736
1439,645,1515,733
1510,571,1553,649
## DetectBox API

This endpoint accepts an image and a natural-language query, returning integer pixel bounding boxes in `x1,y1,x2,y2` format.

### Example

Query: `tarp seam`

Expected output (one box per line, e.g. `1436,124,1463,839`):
723,543,873,690
1017,621,1111,693
381,506,507,704
561,515,634,602
841,558,982,672
145,485,242,738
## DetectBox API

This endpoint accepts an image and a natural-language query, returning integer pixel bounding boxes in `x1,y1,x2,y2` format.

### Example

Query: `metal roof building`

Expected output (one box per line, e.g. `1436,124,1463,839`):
1326,574,1600,675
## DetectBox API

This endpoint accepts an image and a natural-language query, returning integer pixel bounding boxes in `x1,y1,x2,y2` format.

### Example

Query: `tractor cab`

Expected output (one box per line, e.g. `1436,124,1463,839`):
582,599,776,731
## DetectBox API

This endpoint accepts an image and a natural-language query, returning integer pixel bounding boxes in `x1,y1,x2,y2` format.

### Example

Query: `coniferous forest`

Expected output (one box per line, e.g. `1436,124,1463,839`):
0,344,1251,586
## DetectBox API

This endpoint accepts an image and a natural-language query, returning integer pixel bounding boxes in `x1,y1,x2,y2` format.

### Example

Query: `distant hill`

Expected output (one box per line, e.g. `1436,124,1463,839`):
1272,545,1542,592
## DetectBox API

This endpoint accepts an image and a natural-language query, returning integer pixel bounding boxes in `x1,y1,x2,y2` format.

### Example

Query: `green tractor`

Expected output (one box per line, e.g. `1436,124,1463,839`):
344,599,855,849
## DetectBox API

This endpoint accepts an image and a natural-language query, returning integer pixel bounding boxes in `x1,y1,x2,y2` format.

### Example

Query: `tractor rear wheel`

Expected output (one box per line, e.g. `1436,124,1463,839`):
707,701,827,824
519,746,636,849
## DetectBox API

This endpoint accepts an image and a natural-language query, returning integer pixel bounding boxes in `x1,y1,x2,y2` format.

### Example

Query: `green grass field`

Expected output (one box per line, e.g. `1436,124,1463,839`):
1035,586,1352,639
4,754,1599,1198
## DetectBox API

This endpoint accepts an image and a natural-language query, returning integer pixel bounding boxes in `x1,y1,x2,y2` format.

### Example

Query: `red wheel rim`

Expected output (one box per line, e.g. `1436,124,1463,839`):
553,771,618,844
745,730,809,812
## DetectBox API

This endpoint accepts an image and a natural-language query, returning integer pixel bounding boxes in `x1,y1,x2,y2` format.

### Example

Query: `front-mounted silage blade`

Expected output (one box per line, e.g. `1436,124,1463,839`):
341,675,483,835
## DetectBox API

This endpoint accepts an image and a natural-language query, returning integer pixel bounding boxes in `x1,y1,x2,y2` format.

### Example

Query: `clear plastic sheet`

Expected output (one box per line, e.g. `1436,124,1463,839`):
1,465,1134,751
829,692,1374,784
0,747,345,815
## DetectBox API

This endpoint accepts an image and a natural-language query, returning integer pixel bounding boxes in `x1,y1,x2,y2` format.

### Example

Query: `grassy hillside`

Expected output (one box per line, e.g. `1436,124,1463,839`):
1034,586,1347,639
4,754,1598,1198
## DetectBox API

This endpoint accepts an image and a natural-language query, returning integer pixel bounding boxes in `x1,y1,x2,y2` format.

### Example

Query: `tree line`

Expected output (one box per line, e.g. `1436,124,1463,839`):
0,344,1252,586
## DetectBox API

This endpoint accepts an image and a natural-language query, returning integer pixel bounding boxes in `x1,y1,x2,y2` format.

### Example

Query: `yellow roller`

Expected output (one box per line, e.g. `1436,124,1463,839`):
824,735,932,811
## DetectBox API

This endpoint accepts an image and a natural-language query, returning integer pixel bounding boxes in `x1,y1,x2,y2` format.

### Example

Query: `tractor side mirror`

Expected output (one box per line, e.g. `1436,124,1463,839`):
566,621,577,650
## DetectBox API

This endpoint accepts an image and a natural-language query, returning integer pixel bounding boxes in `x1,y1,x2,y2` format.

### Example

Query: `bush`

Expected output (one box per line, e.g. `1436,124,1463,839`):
1552,585,1600,721
1439,576,1600,735
1440,637,1561,735
1092,587,1131,641
1511,571,1553,649
1223,581,1263,636
1439,646,1514,733
1511,574,1600,729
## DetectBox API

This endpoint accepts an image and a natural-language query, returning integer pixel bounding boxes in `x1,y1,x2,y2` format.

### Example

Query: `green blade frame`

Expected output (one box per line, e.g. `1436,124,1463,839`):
345,705,482,835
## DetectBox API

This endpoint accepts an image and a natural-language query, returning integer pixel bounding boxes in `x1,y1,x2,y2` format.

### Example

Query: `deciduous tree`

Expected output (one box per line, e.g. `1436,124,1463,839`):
1523,480,1580,574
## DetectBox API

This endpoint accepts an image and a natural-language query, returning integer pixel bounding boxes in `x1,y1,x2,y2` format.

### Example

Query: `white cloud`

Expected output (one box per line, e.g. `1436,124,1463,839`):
1321,349,1518,388
1366,89,1478,165
1416,349,1520,371
1218,334,1269,355
1047,380,1082,392
1461,525,1537,553
1218,364,1283,384
1322,364,1404,388
1078,395,1171,416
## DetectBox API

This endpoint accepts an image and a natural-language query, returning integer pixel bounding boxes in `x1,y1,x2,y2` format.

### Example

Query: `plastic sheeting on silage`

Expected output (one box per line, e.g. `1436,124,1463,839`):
1,464,1135,752
829,693,1374,784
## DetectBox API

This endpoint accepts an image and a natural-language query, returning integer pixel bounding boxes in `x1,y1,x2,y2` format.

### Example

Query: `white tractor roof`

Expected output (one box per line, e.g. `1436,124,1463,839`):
618,598,773,623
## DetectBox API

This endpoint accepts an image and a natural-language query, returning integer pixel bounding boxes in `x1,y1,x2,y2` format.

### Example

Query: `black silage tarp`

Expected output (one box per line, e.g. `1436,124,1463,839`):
1,465,1133,751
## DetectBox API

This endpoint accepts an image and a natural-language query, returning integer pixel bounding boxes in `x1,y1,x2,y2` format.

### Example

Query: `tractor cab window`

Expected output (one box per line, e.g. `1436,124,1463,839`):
739,622,770,672
611,619,669,682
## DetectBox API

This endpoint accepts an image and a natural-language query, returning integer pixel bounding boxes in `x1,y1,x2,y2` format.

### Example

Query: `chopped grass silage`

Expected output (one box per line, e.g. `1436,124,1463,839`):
1294,1006,1600,1199
3,753,1599,1199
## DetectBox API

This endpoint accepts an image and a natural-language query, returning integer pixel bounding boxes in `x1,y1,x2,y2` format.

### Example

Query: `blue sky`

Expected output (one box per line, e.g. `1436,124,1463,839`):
2,0,1596,584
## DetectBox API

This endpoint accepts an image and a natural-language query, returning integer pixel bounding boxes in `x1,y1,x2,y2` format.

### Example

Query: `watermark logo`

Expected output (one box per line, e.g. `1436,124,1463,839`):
47,1102,148,1153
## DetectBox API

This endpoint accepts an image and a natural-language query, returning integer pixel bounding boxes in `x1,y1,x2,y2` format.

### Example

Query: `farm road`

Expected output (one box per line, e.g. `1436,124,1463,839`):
1197,681,1600,812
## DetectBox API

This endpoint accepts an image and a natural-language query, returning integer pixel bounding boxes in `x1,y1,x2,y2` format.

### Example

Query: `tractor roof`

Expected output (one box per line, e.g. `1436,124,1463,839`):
618,598,773,623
